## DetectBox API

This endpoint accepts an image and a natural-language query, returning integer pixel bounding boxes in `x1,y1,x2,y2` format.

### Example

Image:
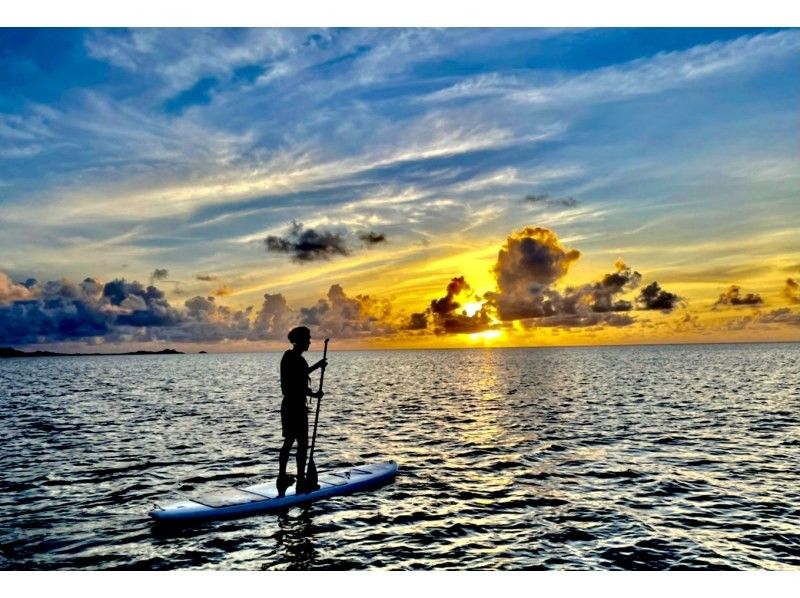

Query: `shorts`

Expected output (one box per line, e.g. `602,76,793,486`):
281,399,308,439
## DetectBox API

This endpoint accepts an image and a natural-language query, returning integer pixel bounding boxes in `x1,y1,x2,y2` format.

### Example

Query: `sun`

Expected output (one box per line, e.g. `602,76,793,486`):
463,301,485,317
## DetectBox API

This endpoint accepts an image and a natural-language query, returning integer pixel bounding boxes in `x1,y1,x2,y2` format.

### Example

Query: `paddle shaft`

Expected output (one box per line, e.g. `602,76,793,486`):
307,338,328,467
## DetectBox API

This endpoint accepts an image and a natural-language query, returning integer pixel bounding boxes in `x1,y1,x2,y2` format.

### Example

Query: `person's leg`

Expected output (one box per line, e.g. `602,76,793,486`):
295,428,308,486
279,434,294,477
278,427,297,497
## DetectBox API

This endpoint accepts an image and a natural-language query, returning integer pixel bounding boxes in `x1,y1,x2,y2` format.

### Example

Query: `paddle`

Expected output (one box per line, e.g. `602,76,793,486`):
304,337,329,492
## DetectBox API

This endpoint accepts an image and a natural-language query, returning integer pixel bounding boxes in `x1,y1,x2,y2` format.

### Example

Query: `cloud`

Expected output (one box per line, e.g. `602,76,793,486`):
0,272,36,303
522,312,635,329
524,193,579,208
713,285,764,308
249,293,298,341
1,269,402,346
213,285,232,297
171,295,253,342
103,279,184,327
357,231,388,246
482,228,679,327
565,259,643,314
298,284,395,338
196,274,219,282
265,220,350,262
0,275,114,344
405,276,494,335
758,307,800,327
405,311,428,331
636,282,681,312
783,278,800,305
487,227,581,321
151,268,169,283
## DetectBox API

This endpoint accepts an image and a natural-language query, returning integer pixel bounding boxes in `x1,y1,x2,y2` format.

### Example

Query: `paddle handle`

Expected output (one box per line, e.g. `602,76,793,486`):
317,338,329,393
308,338,329,464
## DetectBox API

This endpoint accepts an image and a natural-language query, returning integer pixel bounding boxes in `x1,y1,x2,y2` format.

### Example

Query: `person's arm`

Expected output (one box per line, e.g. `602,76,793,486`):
308,358,327,373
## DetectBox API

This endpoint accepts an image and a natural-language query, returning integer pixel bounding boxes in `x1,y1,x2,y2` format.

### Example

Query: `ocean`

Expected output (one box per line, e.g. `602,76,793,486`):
1,343,799,570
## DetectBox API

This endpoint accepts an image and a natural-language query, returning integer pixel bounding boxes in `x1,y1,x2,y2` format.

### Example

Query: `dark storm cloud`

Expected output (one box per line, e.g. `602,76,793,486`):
636,282,681,312
357,231,388,246
265,220,350,262
783,278,800,304
151,268,169,281
713,285,764,308
524,193,579,208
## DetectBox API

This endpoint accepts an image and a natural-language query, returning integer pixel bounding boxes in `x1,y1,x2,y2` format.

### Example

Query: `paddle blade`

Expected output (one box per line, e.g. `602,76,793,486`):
307,458,318,488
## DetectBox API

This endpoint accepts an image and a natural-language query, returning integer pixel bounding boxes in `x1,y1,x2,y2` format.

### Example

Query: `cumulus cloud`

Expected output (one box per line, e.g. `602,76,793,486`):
250,293,299,341
299,284,395,337
102,279,184,327
565,259,643,314
481,228,679,327
488,227,581,321
0,272,35,303
266,220,350,262
176,295,253,342
783,278,800,305
1,274,114,344
713,285,764,308
1,269,402,346
404,276,494,335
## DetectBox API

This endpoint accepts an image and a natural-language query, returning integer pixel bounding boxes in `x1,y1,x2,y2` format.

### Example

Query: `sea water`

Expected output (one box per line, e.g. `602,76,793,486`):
1,343,799,570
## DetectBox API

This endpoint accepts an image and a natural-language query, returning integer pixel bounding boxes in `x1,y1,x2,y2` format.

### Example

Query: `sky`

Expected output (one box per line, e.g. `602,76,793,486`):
1,27,799,352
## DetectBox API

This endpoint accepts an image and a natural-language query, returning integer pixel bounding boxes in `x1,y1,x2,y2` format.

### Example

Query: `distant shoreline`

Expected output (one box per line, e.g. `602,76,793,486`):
0,347,186,358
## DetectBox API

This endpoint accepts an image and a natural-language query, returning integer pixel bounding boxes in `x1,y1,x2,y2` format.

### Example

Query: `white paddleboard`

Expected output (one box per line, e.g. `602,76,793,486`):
149,460,398,523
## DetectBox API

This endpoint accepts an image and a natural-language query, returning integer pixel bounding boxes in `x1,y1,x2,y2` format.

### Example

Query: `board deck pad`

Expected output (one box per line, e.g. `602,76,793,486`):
149,461,398,523
188,488,268,509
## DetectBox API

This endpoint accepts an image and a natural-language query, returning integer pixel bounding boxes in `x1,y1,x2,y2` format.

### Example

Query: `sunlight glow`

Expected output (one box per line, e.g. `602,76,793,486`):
463,301,485,317
469,330,502,342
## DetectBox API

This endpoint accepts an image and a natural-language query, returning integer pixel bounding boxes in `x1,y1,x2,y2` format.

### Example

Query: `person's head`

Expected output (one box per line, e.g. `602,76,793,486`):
287,326,311,351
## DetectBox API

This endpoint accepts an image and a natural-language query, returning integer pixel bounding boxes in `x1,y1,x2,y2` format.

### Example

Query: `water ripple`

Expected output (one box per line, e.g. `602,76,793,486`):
1,343,799,569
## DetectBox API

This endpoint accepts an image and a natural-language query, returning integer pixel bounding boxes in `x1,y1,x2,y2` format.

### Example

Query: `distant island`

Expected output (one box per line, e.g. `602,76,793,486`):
0,347,184,358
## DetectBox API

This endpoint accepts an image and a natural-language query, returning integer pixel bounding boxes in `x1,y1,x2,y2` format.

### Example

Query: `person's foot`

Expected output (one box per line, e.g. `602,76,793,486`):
297,477,319,494
276,473,296,497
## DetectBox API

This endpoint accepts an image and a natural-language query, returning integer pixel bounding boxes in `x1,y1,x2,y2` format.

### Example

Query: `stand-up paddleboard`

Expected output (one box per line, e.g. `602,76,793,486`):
149,461,398,523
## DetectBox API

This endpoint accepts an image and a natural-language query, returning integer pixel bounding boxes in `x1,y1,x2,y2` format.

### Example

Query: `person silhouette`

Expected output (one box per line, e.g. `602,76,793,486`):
277,326,327,497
